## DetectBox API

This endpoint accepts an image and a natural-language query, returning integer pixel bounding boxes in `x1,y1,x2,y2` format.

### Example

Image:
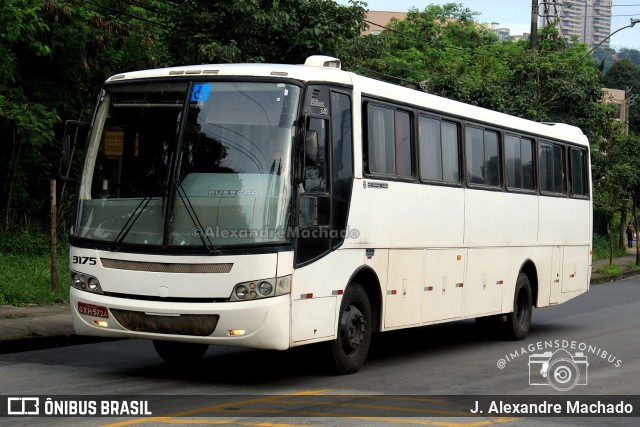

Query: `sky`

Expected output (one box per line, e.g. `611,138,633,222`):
337,0,640,50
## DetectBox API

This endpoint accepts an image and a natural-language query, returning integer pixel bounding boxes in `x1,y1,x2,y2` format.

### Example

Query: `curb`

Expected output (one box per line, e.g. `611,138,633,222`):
590,271,640,285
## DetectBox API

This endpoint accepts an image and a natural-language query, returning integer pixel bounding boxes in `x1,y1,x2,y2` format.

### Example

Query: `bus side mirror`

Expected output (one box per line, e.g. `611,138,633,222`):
59,134,77,184
61,135,71,171
304,130,318,166
59,120,88,184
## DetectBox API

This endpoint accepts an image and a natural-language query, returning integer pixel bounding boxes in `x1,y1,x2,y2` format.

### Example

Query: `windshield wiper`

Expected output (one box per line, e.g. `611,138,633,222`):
174,180,220,255
112,195,153,251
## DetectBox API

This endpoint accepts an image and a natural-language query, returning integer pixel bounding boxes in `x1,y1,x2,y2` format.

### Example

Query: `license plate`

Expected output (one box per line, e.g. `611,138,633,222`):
78,302,109,318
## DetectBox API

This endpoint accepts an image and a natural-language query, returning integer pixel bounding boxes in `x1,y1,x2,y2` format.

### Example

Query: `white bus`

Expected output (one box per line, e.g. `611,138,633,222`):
63,56,592,374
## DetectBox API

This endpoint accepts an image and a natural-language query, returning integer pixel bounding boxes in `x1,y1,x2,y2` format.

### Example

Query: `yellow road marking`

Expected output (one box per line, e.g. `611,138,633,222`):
131,417,518,427
146,419,315,427
99,390,520,427
265,397,469,416
98,389,332,427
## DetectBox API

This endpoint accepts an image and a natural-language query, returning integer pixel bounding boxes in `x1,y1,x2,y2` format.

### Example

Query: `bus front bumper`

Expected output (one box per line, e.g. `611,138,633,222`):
70,287,291,350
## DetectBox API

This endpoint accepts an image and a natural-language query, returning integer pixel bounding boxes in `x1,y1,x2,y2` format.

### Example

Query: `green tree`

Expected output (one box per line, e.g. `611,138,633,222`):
616,48,640,67
347,6,609,143
344,3,508,109
603,58,640,134
591,126,640,264
1,0,58,228
156,0,367,65
0,0,159,229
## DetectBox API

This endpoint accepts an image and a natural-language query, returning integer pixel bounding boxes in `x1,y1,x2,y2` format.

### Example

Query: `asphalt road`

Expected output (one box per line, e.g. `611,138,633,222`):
1,278,639,426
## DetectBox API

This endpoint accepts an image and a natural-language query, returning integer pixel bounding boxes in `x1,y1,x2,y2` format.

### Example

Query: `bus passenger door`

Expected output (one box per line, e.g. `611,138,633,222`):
294,87,353,266
295,116,332,266
423,249,465,322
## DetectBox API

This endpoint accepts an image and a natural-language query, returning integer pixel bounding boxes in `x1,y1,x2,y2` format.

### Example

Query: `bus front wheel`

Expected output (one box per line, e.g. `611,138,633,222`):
152,340,209,364
330,282,372,375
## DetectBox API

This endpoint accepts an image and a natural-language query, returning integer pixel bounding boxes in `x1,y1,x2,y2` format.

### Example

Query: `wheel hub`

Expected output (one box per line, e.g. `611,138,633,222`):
341,304,366,353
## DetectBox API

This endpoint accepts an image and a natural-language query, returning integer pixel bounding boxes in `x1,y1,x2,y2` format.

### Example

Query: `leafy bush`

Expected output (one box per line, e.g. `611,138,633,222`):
593,264,622,275
592,233,628,261
0,250,69,306
0,222,50,256
0,223,70,305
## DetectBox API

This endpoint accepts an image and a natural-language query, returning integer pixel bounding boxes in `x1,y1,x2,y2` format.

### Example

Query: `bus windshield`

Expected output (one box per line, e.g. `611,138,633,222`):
75,81,300,249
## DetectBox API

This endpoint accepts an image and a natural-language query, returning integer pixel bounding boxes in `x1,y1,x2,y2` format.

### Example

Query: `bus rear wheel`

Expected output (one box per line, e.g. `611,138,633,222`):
152,340,209,364
504,273,532,340
330,282,372,375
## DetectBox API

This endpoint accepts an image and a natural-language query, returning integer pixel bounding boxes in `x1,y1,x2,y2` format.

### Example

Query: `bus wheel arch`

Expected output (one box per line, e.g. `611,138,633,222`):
347,266,382,333
519,259,539,307
476,261,536,340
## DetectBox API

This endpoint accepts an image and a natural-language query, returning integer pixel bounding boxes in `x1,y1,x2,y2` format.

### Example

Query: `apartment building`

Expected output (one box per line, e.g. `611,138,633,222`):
539,0,612,49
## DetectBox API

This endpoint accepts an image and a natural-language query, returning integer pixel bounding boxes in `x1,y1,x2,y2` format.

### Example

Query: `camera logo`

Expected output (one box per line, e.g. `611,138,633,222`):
529,349,589,391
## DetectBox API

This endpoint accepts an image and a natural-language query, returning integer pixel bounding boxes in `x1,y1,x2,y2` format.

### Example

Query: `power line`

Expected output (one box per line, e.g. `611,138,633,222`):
76,2,163,40
122,0,163,14
80,0,174,30
347,64,422,87
552,0,569,43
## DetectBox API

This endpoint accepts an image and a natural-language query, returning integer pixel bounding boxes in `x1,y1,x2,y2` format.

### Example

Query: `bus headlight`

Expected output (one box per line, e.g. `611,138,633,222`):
258,281,273,296
235,285,249,300
88,278,100,292
70,272,104,294
72,274,83,289
230,275,291,301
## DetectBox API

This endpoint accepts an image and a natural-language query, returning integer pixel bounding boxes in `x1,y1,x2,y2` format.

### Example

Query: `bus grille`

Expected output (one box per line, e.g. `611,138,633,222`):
110,309,219,336
101,258,232,274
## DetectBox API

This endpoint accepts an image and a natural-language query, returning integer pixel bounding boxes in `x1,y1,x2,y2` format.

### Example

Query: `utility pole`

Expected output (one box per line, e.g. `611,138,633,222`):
530,0,539,50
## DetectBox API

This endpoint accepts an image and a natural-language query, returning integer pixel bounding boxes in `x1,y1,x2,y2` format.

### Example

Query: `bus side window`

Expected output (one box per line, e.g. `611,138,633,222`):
570,147,587,197
419,116,460,184
539,141,566,195
465,126,500,187
506,135,535,191
304,117,328,192
366,104,412,178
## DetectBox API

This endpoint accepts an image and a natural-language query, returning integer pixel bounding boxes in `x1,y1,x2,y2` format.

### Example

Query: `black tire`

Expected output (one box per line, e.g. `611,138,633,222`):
330,282,372,375
152,340,209,364
504,273,533,340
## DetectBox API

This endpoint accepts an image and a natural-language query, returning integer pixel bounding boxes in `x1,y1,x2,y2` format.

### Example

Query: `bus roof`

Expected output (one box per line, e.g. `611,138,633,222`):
105,56,588,147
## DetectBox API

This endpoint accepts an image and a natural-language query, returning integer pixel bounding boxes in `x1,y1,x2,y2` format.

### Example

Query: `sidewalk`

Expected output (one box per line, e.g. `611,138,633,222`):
591,248,640,284
1,251,639,354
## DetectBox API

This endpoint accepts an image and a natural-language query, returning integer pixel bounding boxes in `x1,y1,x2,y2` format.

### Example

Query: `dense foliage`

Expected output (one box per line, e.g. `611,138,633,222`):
1,0,160,230
344,6,611,142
